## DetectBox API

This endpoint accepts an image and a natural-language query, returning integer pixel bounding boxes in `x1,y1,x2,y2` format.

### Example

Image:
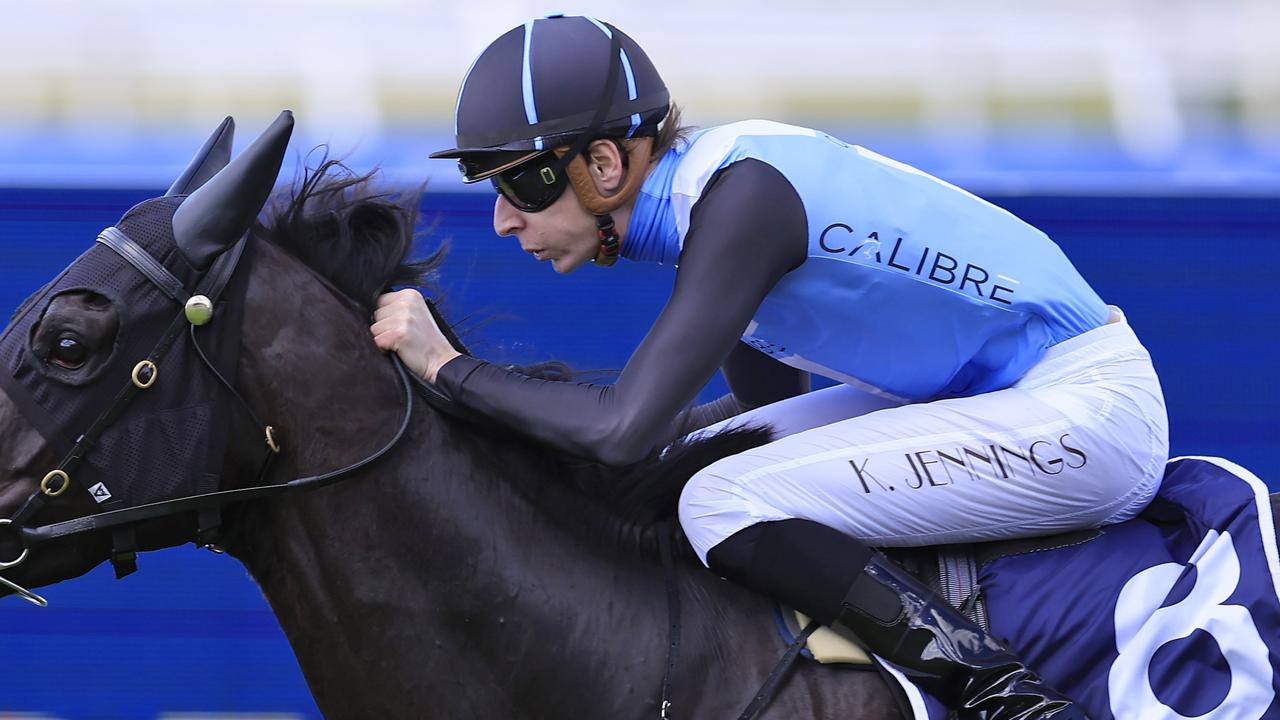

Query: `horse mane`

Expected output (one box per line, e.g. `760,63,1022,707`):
259,157,445,309
585,425,775,556
453,411,775,560
256,158,774,559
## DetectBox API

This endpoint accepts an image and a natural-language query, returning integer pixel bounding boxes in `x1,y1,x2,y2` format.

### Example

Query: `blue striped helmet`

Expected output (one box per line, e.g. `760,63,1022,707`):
430,15,670,182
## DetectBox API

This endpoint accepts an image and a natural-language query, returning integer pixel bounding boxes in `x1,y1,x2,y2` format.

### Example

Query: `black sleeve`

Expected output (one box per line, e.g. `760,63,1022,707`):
435,159,808,465
722,341,810,410
661,392,749,443
655,342,810,442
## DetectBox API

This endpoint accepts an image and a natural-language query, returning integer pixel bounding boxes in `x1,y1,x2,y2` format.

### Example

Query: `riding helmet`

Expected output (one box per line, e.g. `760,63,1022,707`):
431,14,670,183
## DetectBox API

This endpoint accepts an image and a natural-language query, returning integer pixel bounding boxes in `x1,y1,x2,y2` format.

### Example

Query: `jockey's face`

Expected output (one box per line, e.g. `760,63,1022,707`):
493,180,600,274
492,139,634,275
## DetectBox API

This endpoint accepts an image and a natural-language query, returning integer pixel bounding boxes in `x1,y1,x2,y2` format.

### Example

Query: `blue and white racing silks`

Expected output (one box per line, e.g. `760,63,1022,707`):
624,121,1111,401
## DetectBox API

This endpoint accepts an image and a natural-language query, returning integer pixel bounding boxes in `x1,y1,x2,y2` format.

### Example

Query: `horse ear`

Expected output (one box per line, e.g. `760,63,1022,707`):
173,110,294,270
165,116,235,197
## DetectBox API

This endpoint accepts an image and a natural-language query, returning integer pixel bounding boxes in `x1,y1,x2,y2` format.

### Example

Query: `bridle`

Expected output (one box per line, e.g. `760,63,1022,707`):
0,227,423,607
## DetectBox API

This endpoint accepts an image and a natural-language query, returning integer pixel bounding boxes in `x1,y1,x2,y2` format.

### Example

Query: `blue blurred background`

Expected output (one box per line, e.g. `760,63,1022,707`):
1,1,1278,717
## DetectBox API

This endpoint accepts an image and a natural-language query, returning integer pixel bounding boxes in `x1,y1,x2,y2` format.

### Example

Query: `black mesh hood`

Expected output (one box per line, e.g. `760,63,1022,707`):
0,196,250,510
432,14,670,157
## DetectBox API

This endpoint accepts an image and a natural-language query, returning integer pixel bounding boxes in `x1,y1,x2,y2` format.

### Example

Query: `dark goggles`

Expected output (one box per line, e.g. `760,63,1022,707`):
490,153,569,213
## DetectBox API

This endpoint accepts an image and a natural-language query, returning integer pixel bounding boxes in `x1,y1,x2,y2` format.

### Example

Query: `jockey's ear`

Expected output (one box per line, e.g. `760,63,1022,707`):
173,110,293,270
585,139,627,196
165,116,235,197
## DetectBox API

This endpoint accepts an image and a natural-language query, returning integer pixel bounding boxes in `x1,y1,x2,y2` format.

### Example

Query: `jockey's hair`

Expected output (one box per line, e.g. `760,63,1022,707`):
649,102,694,160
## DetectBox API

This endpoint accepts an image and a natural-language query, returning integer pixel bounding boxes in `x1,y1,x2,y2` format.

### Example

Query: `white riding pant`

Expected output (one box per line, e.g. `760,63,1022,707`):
678,307,1169,566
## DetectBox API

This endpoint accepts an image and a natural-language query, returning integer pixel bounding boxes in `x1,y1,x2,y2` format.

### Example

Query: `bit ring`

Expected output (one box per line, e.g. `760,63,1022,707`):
40,469,70,498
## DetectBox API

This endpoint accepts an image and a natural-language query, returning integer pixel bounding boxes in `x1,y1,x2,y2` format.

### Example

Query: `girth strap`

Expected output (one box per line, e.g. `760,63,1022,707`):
974,528,1102,567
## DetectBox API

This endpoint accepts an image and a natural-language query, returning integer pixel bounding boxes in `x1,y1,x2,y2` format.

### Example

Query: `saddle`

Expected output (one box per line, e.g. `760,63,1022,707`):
777,528,1102,665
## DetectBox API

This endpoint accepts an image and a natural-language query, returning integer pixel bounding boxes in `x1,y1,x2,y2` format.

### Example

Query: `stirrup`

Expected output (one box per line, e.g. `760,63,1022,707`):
836,553,1087,720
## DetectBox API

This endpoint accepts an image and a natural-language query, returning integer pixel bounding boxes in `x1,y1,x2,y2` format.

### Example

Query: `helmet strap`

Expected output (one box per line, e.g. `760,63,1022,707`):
542,25,636,267
559,137,653,266
594,214,621,266
551,29,622,175
558,137,653,214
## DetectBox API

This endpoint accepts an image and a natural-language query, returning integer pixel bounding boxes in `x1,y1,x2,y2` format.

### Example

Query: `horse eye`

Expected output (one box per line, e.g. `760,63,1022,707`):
49,337,88,369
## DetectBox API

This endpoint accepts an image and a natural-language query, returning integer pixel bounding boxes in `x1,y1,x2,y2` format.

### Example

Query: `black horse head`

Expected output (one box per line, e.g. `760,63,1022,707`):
0,113,293,599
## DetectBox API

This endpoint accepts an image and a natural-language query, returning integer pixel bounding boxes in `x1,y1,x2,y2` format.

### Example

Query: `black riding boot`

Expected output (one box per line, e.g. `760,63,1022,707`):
706,519,1088,720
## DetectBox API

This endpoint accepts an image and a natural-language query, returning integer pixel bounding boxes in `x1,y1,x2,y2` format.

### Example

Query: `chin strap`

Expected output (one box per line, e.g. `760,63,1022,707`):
594,214,620,266
571,136,654,267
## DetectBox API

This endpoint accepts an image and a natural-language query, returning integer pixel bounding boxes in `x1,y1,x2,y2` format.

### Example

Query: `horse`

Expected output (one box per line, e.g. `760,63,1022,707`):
4,113,1278,720
0,114,904,719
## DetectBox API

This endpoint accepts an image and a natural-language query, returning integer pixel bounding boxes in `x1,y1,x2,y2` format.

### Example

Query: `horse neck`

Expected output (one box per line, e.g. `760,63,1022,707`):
242,414,770,717
228,242,770,717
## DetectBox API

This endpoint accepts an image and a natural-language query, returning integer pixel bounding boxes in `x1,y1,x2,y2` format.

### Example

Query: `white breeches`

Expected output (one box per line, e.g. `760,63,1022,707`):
678,308,1169,566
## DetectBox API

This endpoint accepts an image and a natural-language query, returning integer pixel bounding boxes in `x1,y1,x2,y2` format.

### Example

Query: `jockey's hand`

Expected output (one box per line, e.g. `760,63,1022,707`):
370,289,461,384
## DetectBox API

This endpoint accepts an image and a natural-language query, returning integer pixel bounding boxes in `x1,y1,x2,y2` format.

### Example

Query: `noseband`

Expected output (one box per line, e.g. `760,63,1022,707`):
0,228,418,606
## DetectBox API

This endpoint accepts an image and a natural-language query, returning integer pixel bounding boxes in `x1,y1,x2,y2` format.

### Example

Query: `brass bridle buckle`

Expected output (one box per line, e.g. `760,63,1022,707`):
131,360,158,389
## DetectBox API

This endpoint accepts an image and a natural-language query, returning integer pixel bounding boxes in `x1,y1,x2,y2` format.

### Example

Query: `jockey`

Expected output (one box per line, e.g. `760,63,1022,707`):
373,14,1168,719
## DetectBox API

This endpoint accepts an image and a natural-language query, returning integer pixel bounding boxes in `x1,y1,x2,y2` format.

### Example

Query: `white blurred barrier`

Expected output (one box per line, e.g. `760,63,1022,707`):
0,0,1277,184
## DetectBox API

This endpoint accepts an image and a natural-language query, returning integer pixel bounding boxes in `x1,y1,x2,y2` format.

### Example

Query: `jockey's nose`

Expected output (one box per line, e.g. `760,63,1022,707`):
493,195,523,238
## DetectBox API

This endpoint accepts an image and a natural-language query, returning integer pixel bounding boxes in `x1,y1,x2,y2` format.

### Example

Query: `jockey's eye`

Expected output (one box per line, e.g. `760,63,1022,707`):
49,336,88,370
